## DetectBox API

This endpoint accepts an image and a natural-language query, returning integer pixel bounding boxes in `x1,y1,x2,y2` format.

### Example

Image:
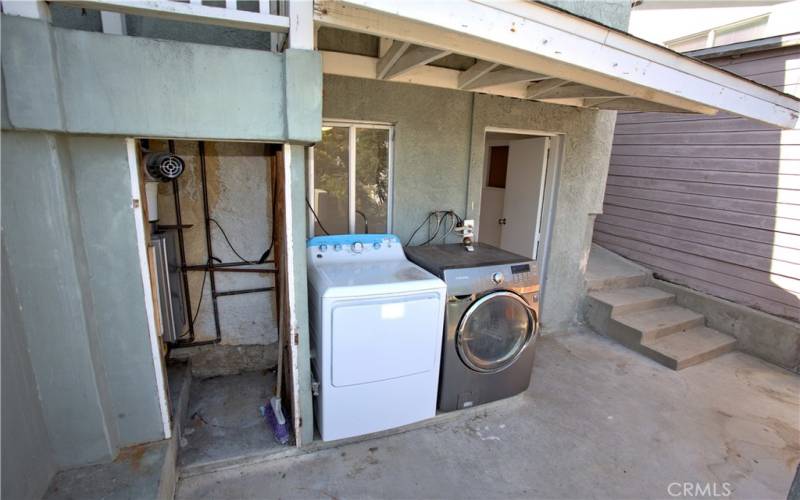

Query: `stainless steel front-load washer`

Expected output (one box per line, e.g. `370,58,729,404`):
404,243,540,412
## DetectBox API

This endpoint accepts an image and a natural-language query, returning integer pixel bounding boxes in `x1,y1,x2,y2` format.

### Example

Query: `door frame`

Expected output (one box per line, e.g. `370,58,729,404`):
479,127,563,309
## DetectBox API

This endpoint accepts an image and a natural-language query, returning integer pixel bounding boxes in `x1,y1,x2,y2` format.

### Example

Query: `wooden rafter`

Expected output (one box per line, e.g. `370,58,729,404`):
585,97,690,113
457,61,499,89
376,40,411,79
526,79,568,99
534,83,622,100
382,45,450,80
462,68,547,90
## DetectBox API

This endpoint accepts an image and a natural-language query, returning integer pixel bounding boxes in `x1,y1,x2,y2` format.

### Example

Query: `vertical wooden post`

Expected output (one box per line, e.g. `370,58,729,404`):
279,145,314,446
287,0,313,50
100,12,127,35
1,0,50,20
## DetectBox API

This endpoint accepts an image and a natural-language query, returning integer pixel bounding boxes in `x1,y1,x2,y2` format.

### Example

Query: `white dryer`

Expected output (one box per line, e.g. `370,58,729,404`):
307,234,446,441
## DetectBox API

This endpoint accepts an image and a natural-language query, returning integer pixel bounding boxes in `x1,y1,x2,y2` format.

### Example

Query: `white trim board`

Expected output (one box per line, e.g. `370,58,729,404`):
315,0,799,128
63,0,290,32
126,139,171,440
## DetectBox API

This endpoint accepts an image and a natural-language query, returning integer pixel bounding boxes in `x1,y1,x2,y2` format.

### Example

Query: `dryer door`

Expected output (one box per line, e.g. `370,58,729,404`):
456,291,537,373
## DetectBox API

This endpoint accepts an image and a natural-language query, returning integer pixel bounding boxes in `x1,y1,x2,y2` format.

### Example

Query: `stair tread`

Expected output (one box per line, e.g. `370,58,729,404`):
643,326,736,361
588,287,673,308
615,305,704,332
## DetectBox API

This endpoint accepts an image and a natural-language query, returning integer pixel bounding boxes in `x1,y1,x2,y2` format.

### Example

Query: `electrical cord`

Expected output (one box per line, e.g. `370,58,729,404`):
209,218,257,264
306,198,330,235
406,210,464,246
178,262,208,338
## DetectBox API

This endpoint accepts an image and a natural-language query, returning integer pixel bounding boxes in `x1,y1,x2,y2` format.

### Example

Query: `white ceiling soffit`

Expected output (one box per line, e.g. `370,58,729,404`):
314,0,800,129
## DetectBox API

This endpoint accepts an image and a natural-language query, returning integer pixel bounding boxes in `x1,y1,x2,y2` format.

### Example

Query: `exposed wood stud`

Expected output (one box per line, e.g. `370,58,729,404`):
376,40,411,79
383,45,451,80
458,60,499,89
462,67,549,90
526,78,568,99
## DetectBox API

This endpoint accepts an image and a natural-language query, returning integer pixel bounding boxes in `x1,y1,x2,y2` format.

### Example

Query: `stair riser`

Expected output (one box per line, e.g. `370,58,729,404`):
639,316,706,342
586,274,648,292
674,341,737,370
607,314,705,344
610,295,674,316
583,296,614,334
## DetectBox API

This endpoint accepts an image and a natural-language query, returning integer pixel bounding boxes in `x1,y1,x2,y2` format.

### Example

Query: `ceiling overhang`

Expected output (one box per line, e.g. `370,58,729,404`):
314,0,800,129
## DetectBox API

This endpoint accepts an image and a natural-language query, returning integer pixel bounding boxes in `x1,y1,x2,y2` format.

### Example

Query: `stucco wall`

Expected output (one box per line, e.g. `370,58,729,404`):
154,140,278,348
323,76,617,331
469,94,617,331
323,75,473,244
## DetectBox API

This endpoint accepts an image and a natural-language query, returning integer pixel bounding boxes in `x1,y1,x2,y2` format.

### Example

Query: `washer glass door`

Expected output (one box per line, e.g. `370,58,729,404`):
456,291,536,373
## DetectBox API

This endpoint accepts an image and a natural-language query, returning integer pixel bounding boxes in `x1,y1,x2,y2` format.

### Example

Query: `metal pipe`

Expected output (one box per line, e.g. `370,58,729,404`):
185,260,274,270
199,141,222,343
169,140,196,342
184,265,276,274
214,286,275,298
171,338,221,349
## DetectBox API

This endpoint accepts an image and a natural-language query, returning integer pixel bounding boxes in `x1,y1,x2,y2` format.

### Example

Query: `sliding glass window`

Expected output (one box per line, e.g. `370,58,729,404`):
310,122,393,236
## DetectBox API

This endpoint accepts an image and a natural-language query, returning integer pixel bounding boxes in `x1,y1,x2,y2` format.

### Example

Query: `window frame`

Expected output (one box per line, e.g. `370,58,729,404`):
308,120,395,237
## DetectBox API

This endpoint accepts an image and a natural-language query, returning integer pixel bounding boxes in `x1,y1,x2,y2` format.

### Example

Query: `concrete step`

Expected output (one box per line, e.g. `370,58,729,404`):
585,244,651,291
642,326,737,370
612,305,705,342
588,287,674,316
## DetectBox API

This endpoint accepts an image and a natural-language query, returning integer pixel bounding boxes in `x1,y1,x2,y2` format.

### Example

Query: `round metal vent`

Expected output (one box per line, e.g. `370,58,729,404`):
145,153,185,181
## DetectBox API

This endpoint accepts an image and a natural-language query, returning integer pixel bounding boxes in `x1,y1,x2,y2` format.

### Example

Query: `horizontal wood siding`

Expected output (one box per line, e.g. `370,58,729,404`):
595,45,800,321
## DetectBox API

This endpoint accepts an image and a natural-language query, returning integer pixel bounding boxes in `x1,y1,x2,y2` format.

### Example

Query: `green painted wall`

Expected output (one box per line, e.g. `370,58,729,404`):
1,131,119,466
1,242,56,499
69,136,165,446
1,15,321,143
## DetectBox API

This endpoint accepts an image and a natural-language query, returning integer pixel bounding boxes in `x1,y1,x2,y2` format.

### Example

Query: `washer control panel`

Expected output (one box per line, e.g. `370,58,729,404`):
443,262,539,296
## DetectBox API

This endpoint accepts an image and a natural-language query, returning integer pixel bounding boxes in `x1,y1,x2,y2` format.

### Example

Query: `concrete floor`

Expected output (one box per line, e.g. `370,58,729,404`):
177,326,800,499
180,371,281,473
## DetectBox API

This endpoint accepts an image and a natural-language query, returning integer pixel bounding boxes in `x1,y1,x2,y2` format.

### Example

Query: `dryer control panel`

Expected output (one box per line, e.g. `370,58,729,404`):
307,234,404,263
